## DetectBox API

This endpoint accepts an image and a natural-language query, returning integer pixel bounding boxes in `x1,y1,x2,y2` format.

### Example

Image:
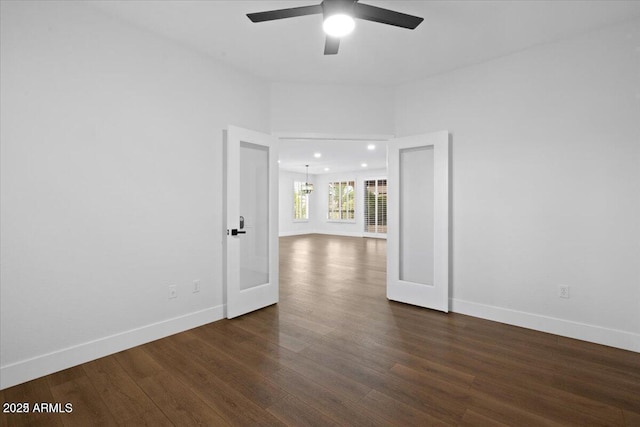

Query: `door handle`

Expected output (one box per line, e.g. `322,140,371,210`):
231,229,246,236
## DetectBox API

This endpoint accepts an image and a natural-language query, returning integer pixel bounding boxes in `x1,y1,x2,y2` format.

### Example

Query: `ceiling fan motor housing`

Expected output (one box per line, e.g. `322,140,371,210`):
321,0,357,19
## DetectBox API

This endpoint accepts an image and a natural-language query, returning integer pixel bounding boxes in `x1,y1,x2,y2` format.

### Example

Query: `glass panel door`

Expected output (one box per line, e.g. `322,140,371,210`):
387,131,449,312
226,126,279,319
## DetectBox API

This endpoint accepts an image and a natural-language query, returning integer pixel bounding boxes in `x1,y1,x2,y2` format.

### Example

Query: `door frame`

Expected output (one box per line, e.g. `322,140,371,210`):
244,131,449,313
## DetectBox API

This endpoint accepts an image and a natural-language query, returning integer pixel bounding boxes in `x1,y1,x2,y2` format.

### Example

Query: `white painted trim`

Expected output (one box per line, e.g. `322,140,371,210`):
316,231,364,238
279,230,367,238
279,230,316,237
0,306,224,390
274,132,394,142
451,299,640,353
363,233,387,239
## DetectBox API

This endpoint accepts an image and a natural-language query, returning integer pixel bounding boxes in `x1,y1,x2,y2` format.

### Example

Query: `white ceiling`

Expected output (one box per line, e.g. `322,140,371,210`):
91,0,640,86
279,137,389,174
89,0,640,174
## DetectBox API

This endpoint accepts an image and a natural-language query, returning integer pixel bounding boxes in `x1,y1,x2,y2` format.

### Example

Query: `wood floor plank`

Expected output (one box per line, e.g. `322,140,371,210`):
198,320,374,403
113,346,164,381
555,335,640,372
322,327,476,391
142,337,287,426
459,409,511,427
266,394,339,427
266,368,388,426
172,330,288,408
299,340,468,424
623,409,640,426
3,234,639,426
470,374,625,426
190,322,287,377
467,390,566,427
0,377,65,427
48,373,118,427
81,356,160,424
333,329,477,388
549,373,640,416
231,313,312,352
136,372,230,426
116,408,174,427
357,389,451,427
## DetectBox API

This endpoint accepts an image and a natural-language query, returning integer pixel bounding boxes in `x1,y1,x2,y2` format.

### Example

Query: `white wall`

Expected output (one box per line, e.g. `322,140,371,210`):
271,82,394,135
0,1,270,388
395,19,640,350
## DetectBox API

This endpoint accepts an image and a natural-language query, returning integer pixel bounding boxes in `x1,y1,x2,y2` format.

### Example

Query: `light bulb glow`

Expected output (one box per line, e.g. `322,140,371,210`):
323,14,355,38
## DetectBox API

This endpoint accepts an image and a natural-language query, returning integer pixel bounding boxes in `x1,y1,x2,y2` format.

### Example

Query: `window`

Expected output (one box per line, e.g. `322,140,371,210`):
293,181,309,220
364,179,387,234
328,180,355,220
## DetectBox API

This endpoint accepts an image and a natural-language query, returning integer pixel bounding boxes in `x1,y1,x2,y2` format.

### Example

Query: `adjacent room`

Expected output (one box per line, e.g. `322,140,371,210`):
1,0,639,425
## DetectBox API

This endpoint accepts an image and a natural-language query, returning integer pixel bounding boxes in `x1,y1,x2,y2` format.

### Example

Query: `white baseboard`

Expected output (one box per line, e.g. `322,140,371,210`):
279,230,364,238
279,230,316,237
280,231,387,239
451,298,640,353
312,231,364,238
0,305,225,390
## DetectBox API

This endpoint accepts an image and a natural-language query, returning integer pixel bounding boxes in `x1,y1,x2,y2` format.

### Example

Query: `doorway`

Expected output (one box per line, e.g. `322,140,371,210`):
275,131,449,313
225,130,449,318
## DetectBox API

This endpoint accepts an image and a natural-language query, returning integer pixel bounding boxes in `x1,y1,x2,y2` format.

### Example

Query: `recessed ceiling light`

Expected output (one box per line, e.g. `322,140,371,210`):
367,144,376,150
277,160,281,164
323,14,355,38
324,167,330,171
361,163,368,168
314,152,322,158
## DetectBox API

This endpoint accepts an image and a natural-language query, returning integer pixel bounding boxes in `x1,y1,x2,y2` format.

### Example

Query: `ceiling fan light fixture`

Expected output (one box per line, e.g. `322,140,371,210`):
248,1,423,55
323,14,355,38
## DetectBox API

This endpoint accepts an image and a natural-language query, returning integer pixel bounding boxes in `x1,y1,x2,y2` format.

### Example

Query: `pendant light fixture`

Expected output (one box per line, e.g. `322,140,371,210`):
302,165,314,194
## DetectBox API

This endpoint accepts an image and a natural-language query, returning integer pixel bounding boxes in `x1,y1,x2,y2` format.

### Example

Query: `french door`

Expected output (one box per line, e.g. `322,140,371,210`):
386,131,449,312
225,126,279,318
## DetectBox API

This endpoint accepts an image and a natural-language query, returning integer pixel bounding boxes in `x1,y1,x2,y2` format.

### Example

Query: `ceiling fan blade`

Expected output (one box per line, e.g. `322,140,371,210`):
247,4,323,23
353,3,423,29
324,36,340,55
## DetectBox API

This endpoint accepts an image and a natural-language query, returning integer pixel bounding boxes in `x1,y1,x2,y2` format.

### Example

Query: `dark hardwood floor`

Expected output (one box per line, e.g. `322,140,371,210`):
2,234,639,426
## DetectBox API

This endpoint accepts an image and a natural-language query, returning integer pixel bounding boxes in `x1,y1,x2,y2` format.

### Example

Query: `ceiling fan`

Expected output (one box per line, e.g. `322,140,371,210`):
247,0,424,55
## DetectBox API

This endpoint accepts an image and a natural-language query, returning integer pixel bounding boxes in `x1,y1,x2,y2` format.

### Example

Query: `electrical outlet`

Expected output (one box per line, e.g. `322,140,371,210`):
168,285,177,299
558,285,570,299
193,279,200,293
